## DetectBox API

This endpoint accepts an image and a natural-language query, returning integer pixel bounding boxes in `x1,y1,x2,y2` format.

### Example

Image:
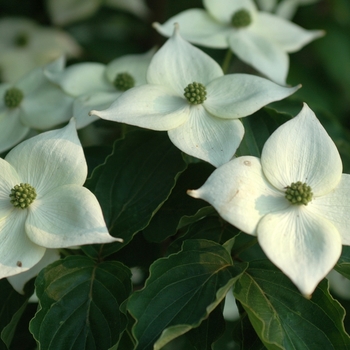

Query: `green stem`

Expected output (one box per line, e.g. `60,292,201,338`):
221,49,233,74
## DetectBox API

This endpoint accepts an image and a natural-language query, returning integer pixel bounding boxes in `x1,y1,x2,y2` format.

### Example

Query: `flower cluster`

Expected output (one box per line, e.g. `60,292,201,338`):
90,24,300,167
0,2,349,349
0,49,155,153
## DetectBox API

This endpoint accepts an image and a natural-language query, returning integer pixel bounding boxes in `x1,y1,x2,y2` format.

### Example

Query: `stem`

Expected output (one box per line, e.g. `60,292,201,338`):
221,49,233,74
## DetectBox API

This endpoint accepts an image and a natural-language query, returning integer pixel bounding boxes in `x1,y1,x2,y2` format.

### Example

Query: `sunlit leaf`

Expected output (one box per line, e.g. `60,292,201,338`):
234,260,350,349
128,239,248,350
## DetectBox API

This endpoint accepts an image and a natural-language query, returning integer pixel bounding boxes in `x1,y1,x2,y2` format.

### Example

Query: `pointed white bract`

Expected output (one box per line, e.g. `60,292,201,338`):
188,104,350,296
7,249,60,302
0,57,74,153
154,0,324,85
257,0,320,20
47,0,150,26
45,49,155,129
91,24,300,167
0,118,122,280
0,17,81,83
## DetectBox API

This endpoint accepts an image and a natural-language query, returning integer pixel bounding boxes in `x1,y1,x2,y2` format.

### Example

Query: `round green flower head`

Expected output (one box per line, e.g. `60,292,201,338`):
231,9,252,28
4,87,24,108
114,72,135,91
285,181,313,205
14,32,29,47
184,82,207,105
10,183,37,209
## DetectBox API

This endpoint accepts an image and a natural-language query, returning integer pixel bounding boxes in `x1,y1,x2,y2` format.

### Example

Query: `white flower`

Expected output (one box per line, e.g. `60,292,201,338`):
7,249,60,302
153,0,324,85
257,0,320,20
47,0,150,26
0,17,81,83
327,270,350,300
45,49,155,129
188,103,350,297
223,288,240,321
0,118,121,280
90,24,300,167
0,58,73,153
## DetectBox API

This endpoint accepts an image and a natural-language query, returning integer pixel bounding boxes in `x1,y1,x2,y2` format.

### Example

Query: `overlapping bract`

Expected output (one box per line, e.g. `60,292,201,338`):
0,119,121,280
154,0,323,85
91,24,300,167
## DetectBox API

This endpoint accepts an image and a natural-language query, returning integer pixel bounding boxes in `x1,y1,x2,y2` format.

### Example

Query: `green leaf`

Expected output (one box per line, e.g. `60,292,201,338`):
186,302,226,350
177,206,216,230
237,107,292,158
127,239,248,350
168,215,240,255
232,306,265,350
84,129,187,256
143,162,214,242
335,246,350,279
234,260,350,350
0,278,34,349
29,256,132,350
84,145,113,178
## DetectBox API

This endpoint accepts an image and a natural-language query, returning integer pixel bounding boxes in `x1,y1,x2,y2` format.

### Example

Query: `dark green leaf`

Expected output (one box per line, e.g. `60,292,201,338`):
143,162,214,242
232,308,266,350
29,256,132,350
186,302,226,350
234,260,350,350
335,246,350,279
127,239,248,350
84,129,187,256
168,215,239,255
0,278,34,349
237,107,292,158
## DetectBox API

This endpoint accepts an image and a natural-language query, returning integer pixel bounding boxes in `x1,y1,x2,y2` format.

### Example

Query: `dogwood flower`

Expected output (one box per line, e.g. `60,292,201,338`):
0,17,81,83
0,58,73,153
45,49,155,129
90,24,299,167
0,118,121,280
188,103,350,296
257,0,320,20
153,0,323,85
47,0,150,26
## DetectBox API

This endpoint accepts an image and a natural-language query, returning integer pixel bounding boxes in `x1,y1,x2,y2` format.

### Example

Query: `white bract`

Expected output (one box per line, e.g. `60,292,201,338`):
47,0,150,25
45,49,155,129
327,270,350,300
0,118,122,280
90,24,300,167
0,58,74,153
0,17,81,83
188,104,350,296
7,249,60,302
257,0,320,20
154,0,323,85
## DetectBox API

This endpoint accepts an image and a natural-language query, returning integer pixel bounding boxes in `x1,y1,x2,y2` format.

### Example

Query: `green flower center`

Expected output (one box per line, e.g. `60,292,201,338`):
14,32,29,47
113,72,135,91
9,183,37,209
231,9,252,28
285,181,313,206
4,87,24,108
184,82,207,105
